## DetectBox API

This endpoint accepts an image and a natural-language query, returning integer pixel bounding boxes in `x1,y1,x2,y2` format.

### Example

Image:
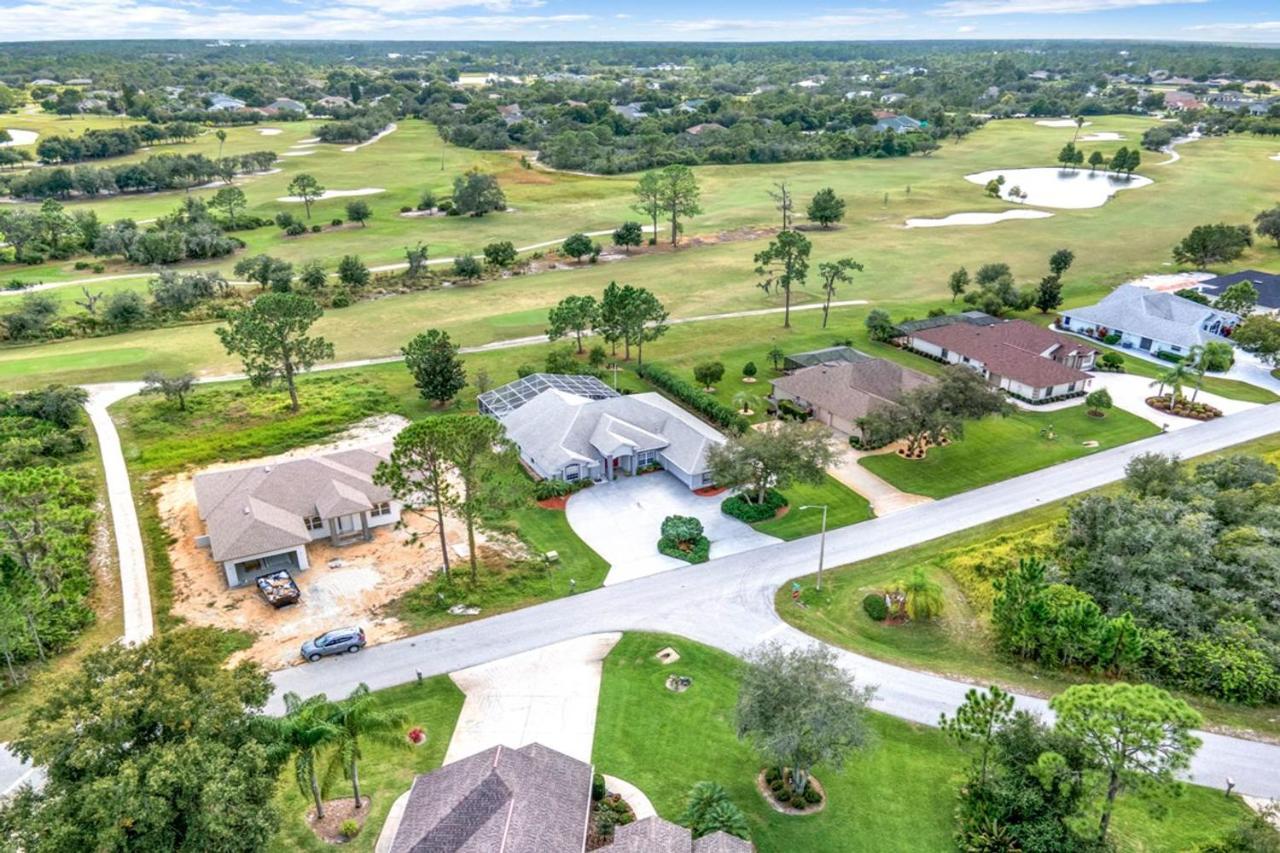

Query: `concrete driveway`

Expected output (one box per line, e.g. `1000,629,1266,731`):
565,473,781,586
1091,373,1258,430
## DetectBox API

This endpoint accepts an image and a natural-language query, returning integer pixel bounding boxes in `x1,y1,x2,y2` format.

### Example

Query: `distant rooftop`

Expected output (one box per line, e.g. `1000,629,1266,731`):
894,311,999,336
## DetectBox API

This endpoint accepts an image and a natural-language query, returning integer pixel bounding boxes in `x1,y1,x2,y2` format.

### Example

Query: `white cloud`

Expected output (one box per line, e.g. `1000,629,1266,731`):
1184,20,1280,31
957,23,977,30
931,0,1204,16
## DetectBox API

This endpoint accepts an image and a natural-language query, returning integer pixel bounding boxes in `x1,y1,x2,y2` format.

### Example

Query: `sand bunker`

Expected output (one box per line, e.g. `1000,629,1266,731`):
906,210,1054,228
281,150,316,157
298,137,320,144
1079,132,1123,141
256,128,282,136
276,187,385,202
1271,153,1280,162
1035,119,1092,128
0,129,37,147
341,123,397,152
965,167,1152,209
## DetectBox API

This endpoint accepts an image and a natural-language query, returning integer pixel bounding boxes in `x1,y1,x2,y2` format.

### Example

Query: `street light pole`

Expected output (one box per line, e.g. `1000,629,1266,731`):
799,504,828,591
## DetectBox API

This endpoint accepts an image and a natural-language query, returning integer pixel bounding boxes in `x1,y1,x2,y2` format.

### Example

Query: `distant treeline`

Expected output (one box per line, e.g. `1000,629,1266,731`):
35,122,200,163
0,150,276,199
316,111,393,144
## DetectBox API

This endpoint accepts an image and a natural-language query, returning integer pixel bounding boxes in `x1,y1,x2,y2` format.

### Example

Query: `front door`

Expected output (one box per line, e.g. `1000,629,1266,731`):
336,515,356,534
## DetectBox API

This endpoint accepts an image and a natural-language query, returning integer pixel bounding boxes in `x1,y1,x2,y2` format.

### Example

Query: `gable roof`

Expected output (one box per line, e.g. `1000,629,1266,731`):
771,359,935,423
1198,269,1280,310
194,449,391,563
389,743,592,853
498,390,725,476
1062,284,1238,349
911,320,1095,389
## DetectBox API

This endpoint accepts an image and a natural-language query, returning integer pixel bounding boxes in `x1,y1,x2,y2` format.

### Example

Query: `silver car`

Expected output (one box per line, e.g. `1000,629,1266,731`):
301,627,366,662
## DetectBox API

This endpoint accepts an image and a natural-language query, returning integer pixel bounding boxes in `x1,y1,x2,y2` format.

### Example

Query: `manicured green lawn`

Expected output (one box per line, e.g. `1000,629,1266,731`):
269,676,464,853
1089,344,1280,404
5,115,1280,390
592,633,1253,853
753,474,873,540
859,405,1160,499
781,430,1280,738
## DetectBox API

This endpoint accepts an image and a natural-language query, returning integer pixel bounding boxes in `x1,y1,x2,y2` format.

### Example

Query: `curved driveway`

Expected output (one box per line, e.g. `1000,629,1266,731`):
272,403,1280,798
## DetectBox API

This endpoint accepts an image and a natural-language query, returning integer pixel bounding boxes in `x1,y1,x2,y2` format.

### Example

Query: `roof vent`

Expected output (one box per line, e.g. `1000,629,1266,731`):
242,505,251,514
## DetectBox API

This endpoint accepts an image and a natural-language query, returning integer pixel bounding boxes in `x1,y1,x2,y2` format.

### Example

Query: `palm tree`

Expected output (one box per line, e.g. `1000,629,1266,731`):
1071,115,1085,144
895,568,945,621
1151,362,1190,408
324,683,409,809
281,692,340,819
1187,345,1207,402
732,391,760,415
215,128,227,159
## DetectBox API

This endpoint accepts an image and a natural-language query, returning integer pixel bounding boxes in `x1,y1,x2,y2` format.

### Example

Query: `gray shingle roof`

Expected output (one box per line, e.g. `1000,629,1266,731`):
894,311,998,337
1198,270,1280,310
194,449,390,563
600,818,753,852
389,743,592,853
498,390,725,478
1062,284,1238,349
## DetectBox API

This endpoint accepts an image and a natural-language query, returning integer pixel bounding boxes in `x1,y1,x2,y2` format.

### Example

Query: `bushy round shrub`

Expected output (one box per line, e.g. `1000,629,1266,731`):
803,786,822,804
331,218,344,227
862,594,889,621
340,819,360,838
764,766,781,784
721,489,787,523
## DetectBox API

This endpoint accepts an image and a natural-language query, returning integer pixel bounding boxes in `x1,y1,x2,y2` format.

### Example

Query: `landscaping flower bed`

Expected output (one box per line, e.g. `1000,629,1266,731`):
721,489,788,522
1145,395,1223,421
757,766,826,815
658,514,711,564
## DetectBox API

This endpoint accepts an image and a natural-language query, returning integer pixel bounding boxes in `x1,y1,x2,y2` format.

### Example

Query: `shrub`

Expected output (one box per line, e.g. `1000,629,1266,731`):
534,479,574,500
331,218,344,227
776,399,811,422
721,489,787,523
285,221,306,236
635,363,749,434
743,361,758,379
592,772,606,802
74,260,90,270
311,224,322,233
1157,350,1186,363
401,205,413,213
92,264,105,273
789,795,805,809
339,819,360,839
329,288,353,308
658,514,710,564
803,786,822,804
764,766,782,784
862,593,888,621
1099,352,1125,371
1103,332,1121,345
941,524,1057,612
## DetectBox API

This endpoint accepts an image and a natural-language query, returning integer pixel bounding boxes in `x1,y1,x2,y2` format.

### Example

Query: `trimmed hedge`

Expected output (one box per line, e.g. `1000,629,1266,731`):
636,363,749,434
862,594,889,621
721,489,787,523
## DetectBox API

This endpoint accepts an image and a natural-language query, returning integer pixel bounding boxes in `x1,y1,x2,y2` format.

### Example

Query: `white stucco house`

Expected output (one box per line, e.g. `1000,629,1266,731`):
479,374,726,489
193,449,400,587
1058,284,1239,359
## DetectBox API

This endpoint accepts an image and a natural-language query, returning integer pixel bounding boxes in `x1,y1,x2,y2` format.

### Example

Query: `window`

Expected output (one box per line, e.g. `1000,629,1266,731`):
636,450,658,466
304,516,324,531
1061,316,1071,327
1067,382,1076,393
370,502,392,518
1171,345,1182,353
701,472,713,485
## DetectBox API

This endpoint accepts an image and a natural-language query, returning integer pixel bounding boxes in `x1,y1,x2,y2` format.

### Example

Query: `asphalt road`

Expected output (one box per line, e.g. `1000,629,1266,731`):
272,402,1280,798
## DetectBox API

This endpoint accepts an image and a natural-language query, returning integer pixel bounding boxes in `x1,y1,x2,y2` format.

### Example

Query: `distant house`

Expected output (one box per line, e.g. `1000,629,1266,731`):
314,94,355,111
206,93,246,111
267,97,306,113
845,90,876,100
880,92,908,105
1196,270,1280,315
1059,284,1239,358
901,318,1096,402
610,102,646,120
1163,91,1203,111
498,103,524,124
874,114,923,134
29,78,59,86
685,122,726,135
771,358,935,438
193,449,400,588
677,98,706,113
480,374,725,489
65,77,92,86
795,78,826,89
379,742,753,853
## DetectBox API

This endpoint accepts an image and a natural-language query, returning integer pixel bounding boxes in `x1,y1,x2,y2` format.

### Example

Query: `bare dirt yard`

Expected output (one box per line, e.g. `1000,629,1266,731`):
152,416,522,670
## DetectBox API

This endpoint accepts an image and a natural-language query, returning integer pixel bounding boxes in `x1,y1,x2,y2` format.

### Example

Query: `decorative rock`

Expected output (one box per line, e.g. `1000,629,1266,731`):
447,604,481,616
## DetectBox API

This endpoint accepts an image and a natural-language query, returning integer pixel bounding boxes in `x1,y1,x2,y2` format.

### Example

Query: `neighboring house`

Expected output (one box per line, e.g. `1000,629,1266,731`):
379,742,752,853
771,358,935,438
193,449,400,588
498,103,523,124
610,102,646,120
65,77,92,86
874,114,923,134
481,374,726,489
902,319,1097,401
894,311,1001,337
782,345,873,373
314,94,355,111
267,97,306,113
685,122,726,135
1163,91,1203,111
206,93,246,111
880,92,908,105
1196,269,1280,315
1059,284,1239,358
677,98,706,113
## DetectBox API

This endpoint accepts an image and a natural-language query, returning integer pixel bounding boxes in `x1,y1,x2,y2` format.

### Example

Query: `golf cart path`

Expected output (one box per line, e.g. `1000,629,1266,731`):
271,403,1280,798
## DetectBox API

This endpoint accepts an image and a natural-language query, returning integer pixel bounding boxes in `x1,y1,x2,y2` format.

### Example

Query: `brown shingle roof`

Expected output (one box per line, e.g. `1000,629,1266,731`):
389,743,592,853
770,358,935,423
910,320,1094,389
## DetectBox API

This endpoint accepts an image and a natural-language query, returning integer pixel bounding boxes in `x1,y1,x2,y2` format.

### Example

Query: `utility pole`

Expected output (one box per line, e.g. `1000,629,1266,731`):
799,504,828,590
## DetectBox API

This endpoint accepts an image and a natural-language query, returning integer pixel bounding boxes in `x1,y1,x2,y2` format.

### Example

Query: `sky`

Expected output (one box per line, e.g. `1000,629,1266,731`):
1,0,1279,44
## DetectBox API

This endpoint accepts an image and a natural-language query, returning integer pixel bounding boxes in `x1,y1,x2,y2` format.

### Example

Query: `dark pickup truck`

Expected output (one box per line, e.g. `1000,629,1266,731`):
256,569,301,608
